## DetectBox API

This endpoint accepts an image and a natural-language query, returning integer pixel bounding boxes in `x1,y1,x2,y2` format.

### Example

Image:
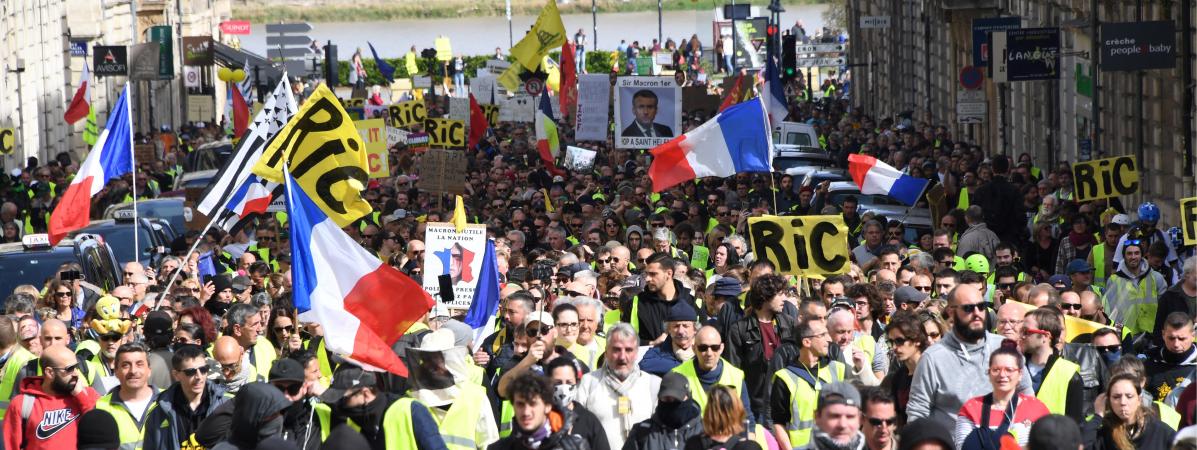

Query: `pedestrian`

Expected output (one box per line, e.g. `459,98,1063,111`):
1091,373,1177,450
3,345,99,450
488,373,589,450
624,372,704,450
953,341,1050,449
144,344,232,450
574,323,661,450
798,382,866,450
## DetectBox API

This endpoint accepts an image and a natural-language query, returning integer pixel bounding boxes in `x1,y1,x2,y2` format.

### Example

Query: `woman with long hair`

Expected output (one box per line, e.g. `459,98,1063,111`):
880,311,927,423
709,243,741,278
916,310,947,345
684,385,765,450
954,342,1050,449
1093,373,1176,450
43,278,84,331
267,307,303,357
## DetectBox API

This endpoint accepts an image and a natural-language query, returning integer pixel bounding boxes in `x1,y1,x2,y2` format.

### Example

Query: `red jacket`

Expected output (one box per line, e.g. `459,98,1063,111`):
2,376,99,450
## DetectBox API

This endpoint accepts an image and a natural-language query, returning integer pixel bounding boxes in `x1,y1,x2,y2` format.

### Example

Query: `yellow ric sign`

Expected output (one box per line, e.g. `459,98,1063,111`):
341,97,366,109
424,118,466,149
1181,197,1197,246
389,100,428,128
748,215,851,276
510,0,566,70
252,84,372,227
1002,300,1113,342
480,104,500,127
0,128,14,155
1072,156,1139,202
354,119,391,178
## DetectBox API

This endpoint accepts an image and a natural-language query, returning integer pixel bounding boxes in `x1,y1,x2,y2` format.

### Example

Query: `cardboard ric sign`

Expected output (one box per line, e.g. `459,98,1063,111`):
1071,155,1139,202
748,215,851,277
389,100,428,128
1181,197,1197,246
424,118,466,149
0,128,14,155
418,149,469,194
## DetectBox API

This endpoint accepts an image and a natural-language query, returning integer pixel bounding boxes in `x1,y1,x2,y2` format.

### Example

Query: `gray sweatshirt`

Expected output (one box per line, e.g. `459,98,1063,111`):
905,330,1034,431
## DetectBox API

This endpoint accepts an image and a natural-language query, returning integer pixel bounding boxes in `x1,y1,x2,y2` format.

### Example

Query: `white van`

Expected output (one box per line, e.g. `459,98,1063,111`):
771,121,819,147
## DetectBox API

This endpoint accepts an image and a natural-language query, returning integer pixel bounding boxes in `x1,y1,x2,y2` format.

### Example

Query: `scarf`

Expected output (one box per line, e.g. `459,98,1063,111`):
810,430,864,450
1068,229,1095,249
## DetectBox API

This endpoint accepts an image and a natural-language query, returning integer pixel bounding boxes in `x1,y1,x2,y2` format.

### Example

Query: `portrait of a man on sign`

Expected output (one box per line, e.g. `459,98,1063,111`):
614,76,681,149
622,90,674,138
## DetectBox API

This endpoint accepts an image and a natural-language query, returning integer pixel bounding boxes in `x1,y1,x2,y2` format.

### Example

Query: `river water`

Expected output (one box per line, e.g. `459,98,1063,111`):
241,5,829,58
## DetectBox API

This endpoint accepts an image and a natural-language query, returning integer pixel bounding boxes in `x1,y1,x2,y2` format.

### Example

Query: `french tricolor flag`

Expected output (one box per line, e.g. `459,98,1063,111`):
762,54,789,124
648,97,774,192
848,153,930,206
49,84,133,245
287,169,433,376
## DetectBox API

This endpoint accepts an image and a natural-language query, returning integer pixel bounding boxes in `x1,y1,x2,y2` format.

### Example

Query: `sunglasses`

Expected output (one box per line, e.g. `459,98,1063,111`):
955,303,986,314
409,250,425,256
525,325,553,338
696,344,721,353
258,236,276,242
1095,345,1120,353
54,291,72,297
1060,303,1082,310
100,334,123,342
597,258,611,264
178,365,210,377
275,325,295,334
912,285,932,292
274,381,303,396
867,417,897,427
888,337,908,346
47,363,79,373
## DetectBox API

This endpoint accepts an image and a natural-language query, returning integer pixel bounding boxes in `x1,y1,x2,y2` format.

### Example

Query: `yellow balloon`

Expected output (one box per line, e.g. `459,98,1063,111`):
231,69,246,82
217,67,232,82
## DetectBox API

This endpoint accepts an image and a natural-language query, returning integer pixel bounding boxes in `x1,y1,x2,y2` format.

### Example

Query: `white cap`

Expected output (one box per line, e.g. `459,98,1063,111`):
1111,214,1131,226
10,169,21,177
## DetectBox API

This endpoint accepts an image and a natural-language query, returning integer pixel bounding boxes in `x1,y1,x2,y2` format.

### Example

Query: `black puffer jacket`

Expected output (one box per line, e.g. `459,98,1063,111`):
725,312,798,425
621,401,704,450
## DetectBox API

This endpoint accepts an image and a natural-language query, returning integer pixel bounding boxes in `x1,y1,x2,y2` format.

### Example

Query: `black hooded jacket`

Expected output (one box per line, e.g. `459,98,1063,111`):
209,382,292,450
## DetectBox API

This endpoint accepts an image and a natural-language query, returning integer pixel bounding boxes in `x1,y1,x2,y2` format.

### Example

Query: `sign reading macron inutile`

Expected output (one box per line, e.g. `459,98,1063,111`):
1100,21,1176,71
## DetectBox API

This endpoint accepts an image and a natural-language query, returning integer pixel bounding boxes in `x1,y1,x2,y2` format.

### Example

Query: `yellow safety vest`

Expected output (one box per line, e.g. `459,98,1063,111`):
422,383,488,450
603,310,621,335
671,358,743,411
1035,357,1079,416
957,188,970,211
498,400,514,438
315,402,333,441
629,296,641,334
1092,244,1107,289
565,337,606,370
381,397,423,450
0,347,36,417
96,391,159,450
1106,274,1160,334
1156,400,1181,430
250,337,278,380
76,339,102,358
773,361,845,447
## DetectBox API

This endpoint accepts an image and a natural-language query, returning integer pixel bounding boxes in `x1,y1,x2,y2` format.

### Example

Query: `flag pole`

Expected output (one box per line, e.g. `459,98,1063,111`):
127,83,140,266
158,216,221,306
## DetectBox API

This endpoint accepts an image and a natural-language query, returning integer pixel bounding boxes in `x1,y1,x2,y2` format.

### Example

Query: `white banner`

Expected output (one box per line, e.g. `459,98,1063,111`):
499,94,535,123
421,222,489,308
386,126,410,147
574,74,610,142
565,146,597,172
448,97,470,122
470,76,496,104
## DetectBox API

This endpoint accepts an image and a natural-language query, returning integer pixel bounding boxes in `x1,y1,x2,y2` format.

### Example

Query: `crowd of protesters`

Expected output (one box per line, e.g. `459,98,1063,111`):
1,28,1195,450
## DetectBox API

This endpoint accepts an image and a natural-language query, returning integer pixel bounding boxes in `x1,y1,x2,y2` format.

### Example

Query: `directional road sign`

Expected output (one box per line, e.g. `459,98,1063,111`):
796,57,846,67
795,43,847,53
265,23,312,34
268,47,314,59
266,35,312,47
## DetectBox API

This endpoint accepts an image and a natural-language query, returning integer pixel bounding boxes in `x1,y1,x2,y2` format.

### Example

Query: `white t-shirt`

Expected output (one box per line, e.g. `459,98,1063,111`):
123,396,152,422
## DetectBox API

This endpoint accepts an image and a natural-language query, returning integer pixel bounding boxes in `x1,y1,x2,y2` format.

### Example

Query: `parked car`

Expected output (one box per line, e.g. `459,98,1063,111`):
0,233,122,303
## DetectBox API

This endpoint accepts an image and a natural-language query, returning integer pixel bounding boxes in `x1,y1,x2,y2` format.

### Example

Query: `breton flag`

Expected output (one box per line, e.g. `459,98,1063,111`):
49,84,133,245
847,153,931,206
64,63,92,124
286,169,434,375
464,239,500,352
648,97,773,192
535,93,564,176
197,78,297,231
762,55,789,125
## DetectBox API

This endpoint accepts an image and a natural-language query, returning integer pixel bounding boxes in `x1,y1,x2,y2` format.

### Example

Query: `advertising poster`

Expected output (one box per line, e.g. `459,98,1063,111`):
613,76,681,149
422,222,487,308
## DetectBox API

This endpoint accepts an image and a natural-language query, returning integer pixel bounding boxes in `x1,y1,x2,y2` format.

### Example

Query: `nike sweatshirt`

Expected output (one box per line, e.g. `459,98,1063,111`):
2,376,99,450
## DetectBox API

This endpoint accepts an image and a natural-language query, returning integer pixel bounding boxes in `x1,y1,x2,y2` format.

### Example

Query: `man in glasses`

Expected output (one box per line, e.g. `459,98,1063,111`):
145,344,231,450
498,312,587,400
1103,240,1166,334
907,285,1032,431
669,326,752,416
771,319,840,449
1065,260,1098,295
212,336,253,393
1020,308,1084,421
861,389,898,450
94,343,158,450
3,344,98,450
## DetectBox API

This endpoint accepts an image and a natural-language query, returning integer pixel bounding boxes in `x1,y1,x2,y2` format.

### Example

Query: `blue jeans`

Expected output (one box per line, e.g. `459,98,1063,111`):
454,73,465,96
577,48,587,72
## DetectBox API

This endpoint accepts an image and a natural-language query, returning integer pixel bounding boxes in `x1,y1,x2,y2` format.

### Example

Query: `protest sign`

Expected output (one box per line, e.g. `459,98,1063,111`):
575,74,610,142
363,105,389,120
425,118,466,149
422,222,487,308
407,132,429,152
341,97,366,109
748,215,851,277
386,126,409,147
470,76,497,103
681,86,722,122
614,76,681,149
480,104,500,127
448,97,470,122
1002,300,1113,342
354,119,390,178
134,144,156,162
499,95,535,123
1181,197,1196,246
389,100,427,128
418,149,468,194
565,146,597,172
1071,155,1139,202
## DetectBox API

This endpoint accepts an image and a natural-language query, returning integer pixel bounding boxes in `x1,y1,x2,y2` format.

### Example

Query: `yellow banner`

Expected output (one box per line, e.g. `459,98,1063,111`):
747,215,851,277
498,64,523,93
480,104,500,127
354,119,390,178
252,84,372,227
510,0,566,70
388,100,427,128
1181,197,1196,246
1071,156,1139,202
0,128,13,155
435,37,453,62
405,51,419,75
424,118,466,149
1002,300,1114,342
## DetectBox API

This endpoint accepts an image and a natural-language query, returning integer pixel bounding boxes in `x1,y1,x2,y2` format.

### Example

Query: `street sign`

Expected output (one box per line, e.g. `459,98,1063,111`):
796,43,847,53
183,36,214,65
183,66,201,88
860,16,891,29
150,25,174,79
956,100,987,123
958,89,985,102
264,23,312,34
525,78,545,96
220,20,252,35
94,45,128,76
266,35,312,47
283,60,311,76
267,47,314,59
972,16,1021,67
959,66,984,89
796,57,845,67
128,43,160,81
69,40,87,57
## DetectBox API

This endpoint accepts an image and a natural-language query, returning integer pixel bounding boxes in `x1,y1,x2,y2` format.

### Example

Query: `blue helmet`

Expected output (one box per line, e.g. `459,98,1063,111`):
1138,202,1160,223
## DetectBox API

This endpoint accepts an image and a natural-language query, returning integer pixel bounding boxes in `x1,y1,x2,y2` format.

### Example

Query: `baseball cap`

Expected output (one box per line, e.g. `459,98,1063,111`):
658,372,690,401
898,418,954,450
320,366,378,404
143,311,173,338
558,262,591,280
1110,214,1131,226
711,277,742,297
1047,274,1071,290
1066,259,1093,274
230,275,251,293
894,285,929,305
817,382,861,410
77,409,121,450
525,311,554,328
268,358,306,384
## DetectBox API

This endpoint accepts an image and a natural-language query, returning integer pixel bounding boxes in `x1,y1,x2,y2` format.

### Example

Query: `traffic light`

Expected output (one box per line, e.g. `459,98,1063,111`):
782,34,796,81
324,43,339,87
